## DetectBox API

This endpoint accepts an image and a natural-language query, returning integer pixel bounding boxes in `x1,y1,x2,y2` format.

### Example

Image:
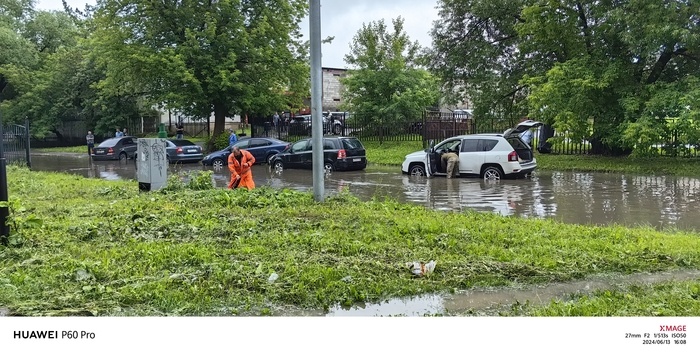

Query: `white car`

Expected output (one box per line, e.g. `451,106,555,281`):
401,120,542,180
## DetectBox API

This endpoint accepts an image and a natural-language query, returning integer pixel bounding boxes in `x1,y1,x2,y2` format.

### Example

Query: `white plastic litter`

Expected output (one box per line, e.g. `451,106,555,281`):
267,273,279,283
407,260,437,277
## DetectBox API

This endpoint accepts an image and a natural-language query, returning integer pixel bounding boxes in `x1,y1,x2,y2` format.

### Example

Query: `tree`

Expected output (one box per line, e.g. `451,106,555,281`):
0,0,38,102
429,0,700,155
90,0,310,141
341,17,440,133
428,0,534,125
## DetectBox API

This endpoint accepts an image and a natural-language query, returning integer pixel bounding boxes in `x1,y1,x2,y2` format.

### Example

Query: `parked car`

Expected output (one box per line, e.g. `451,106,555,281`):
288,114,344,135
133,139,204,164
201,137,290,168
401,120,543,180
164,139,203,164
91,136,138,161
269,136,367,172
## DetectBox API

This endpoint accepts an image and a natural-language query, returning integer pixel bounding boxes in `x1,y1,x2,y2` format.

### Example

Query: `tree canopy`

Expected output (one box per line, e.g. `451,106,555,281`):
91,0,310,138
429,0,700,155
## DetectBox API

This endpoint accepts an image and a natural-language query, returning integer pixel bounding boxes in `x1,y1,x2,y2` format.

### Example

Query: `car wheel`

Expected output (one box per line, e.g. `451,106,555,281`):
482,166,503,181
324,162,334,173
265,153,277,164
273,160,284,171
212,158,224,169
409,164,426,176
119,152,127,161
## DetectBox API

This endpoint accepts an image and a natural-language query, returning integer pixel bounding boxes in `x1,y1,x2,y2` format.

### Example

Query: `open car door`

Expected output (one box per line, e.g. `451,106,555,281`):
424,140,437,177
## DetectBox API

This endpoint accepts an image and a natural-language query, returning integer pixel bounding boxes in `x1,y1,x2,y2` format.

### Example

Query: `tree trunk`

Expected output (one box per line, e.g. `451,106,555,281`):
213,101,226,136
209,101,227,152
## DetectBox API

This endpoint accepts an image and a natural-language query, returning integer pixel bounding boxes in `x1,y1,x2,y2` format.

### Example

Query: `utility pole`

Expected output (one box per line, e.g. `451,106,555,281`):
310,0,324,202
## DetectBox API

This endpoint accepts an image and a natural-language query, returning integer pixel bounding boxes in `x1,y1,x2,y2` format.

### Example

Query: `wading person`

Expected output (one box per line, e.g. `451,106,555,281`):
228,146,256,190
441,152,459,178
86,130,95,155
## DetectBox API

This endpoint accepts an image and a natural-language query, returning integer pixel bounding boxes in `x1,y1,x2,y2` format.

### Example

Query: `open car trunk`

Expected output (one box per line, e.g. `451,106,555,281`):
507,137,534,162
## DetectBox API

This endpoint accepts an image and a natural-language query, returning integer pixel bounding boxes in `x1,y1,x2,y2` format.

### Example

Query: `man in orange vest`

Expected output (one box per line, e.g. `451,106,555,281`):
228,146,256,190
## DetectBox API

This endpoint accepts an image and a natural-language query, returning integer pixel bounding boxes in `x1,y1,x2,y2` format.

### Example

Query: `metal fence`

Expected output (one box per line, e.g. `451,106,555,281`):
247,110,602,155
1,118,31,168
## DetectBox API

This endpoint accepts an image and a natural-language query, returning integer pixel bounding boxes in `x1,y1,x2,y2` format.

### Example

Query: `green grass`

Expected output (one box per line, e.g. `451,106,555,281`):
1,166,700,316
34,146,88,153
535,154,700,176
363,140,424,166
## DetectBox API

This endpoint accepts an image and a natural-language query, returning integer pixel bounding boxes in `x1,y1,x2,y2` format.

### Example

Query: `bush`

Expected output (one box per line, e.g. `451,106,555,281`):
207,133,231,151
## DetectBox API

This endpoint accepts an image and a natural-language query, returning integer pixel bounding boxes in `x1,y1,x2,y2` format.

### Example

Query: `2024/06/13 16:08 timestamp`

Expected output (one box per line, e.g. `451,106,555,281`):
625,325,687,345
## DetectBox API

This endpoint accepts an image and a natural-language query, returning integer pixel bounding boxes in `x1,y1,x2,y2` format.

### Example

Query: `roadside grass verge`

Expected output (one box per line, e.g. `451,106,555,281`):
34,146,87,153
362,140,423,166
1,166,700,316
534,154,700,176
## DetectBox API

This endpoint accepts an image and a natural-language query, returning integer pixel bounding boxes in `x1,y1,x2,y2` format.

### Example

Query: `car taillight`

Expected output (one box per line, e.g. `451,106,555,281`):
508,151,518,162
176,147,183,154
107,147,113,154
337,149,346,159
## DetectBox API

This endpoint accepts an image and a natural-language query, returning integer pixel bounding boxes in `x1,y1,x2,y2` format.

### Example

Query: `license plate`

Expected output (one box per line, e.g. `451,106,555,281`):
96,150,105,154
187,149,197,153
353,158,361,162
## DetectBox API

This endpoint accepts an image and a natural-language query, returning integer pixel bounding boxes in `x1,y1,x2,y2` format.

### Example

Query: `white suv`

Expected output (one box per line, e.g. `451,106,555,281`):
401,120,542,180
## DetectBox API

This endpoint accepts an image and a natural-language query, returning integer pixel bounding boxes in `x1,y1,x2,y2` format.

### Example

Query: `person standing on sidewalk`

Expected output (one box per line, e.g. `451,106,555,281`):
86,131,95,156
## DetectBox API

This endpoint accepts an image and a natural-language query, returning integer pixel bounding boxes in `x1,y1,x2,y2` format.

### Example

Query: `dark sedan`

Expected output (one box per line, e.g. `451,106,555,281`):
91,136,138,161
269,136,366,172
133,139,203,164
165,139,203,164
201,137,290,168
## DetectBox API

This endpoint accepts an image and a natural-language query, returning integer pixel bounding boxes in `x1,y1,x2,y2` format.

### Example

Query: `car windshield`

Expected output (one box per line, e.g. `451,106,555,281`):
342,138,364,150
97,138,120,147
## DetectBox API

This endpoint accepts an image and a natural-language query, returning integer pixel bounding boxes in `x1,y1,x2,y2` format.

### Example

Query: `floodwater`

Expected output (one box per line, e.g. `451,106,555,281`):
29,152,700,231
323,269,700,317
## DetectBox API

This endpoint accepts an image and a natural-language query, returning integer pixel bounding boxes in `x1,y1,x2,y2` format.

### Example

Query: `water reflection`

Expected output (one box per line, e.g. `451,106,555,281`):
27,152,700,231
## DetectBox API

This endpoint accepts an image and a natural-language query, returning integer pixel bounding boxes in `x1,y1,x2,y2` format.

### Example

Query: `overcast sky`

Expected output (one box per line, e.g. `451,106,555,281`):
34,0,440,68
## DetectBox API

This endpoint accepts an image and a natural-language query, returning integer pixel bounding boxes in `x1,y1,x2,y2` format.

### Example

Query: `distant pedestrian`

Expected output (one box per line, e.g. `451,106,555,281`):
122,127,128,136
520,129,533,145
86,130,95,155
229,128,238,146
176,124,184,139
228,146,256,190
517,116,534,146
115,128,124,138
273,112,280,131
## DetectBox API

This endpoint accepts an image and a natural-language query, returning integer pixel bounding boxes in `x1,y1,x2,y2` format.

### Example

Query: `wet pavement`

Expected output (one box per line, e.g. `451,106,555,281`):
29,152,700,231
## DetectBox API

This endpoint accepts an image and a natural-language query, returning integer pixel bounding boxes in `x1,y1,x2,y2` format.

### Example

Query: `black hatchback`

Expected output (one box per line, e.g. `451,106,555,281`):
269,137,367,172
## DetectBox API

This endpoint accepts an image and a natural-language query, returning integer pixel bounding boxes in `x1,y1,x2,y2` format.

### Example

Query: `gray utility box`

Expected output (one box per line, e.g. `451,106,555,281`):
137,138,168,191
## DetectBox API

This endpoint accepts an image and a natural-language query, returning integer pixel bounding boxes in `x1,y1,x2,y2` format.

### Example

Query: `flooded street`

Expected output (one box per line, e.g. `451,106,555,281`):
29,152,700,231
